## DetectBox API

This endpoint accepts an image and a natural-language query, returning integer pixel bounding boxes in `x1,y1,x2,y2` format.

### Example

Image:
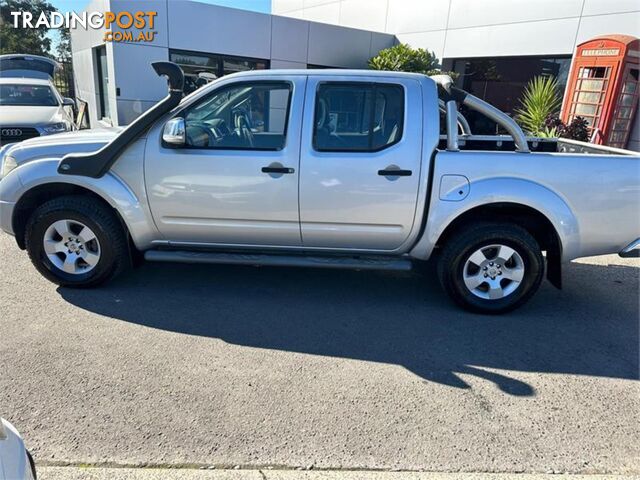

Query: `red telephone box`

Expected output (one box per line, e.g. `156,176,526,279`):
561,35,639,148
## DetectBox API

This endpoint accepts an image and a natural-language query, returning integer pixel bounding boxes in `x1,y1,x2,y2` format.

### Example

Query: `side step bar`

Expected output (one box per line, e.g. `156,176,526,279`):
619,238,640,258
144,250,413,271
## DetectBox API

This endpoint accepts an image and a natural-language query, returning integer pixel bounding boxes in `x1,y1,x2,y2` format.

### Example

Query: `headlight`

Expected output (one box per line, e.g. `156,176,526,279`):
1,155,18,178
42,122,68,134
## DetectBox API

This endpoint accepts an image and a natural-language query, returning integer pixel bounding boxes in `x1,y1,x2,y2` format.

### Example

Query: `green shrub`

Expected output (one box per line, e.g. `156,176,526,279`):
369,43,453,77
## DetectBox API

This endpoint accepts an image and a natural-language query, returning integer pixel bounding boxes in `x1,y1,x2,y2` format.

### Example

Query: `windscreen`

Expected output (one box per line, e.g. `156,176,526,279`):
0,84,59,107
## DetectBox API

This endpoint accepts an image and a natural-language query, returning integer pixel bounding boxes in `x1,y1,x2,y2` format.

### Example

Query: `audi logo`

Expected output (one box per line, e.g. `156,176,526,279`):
1,128,23,137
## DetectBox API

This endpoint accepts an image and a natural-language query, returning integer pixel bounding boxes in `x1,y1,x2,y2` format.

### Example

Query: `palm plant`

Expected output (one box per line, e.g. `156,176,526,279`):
515,76,562,136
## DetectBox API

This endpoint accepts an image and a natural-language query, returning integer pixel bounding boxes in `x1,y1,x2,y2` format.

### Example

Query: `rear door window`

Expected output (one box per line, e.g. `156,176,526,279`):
313,82,404,152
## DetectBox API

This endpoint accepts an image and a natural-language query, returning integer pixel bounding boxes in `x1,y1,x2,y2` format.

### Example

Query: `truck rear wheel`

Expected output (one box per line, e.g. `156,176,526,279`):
25,195,129,288
437,223,544,314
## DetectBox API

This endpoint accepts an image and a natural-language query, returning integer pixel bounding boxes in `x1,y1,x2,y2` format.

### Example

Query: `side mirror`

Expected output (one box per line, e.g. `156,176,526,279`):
163,117,186,146
62,97,75,107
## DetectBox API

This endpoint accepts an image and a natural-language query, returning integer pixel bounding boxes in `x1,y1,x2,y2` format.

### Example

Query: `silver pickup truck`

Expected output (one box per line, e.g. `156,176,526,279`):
0,63,638,313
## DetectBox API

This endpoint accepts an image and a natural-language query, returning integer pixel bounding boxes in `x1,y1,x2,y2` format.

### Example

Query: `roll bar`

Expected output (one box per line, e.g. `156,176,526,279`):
438,99,471,136
58,61,185,178
430,74,530,153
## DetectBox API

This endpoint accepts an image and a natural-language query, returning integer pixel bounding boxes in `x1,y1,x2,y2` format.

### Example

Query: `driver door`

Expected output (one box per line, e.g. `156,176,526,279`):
144,76,306,247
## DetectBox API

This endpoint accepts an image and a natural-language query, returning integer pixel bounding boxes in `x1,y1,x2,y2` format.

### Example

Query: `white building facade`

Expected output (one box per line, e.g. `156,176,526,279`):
71,0,639,148
273,0,640,149
70,0,394,127
272,0,639,60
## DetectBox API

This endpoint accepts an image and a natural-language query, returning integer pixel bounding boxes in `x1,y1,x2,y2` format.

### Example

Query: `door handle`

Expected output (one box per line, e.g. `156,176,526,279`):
262,166,295,174
378,168,412,177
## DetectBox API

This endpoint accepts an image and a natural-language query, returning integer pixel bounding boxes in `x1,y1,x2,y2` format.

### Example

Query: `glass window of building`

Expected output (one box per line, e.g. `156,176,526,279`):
447,56,572,134
307,64,340,69
170,50,268,95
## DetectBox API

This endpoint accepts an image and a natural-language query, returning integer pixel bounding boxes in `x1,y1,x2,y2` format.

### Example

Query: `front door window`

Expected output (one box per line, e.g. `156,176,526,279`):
182,82,292,150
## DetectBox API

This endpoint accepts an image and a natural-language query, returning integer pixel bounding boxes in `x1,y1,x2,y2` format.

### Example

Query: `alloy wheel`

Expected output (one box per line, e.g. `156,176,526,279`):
43,219,101,275
462,244,525,300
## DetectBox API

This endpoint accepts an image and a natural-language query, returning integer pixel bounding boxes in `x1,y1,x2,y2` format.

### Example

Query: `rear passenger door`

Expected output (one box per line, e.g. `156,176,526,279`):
299,76,423,251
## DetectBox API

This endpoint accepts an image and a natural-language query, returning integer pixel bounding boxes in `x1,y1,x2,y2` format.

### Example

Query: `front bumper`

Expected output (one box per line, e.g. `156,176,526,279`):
0,124,73,146
0,418,36,480
619,238,640,258
0,163,23,236
0,200,16,236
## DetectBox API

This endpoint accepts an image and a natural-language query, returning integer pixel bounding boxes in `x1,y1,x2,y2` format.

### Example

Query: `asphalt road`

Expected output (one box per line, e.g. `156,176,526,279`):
0,232,638,474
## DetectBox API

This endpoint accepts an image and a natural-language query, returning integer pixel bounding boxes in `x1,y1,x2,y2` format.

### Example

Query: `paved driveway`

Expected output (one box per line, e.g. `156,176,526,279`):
0,233,638,474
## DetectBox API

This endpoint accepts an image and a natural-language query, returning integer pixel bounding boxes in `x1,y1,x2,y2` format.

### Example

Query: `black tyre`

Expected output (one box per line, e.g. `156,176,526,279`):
25,195,129,287
437,222,544,314
26,450,37,480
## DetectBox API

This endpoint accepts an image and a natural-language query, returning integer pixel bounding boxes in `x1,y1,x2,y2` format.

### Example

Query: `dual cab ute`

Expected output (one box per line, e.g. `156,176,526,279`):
0,63,638,313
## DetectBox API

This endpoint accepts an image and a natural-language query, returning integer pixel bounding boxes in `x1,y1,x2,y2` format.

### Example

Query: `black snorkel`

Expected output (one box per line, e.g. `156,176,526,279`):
58,61,184,178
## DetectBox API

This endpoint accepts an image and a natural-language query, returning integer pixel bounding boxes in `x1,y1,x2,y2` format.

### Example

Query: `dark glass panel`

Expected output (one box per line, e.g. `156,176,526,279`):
450,55,571,134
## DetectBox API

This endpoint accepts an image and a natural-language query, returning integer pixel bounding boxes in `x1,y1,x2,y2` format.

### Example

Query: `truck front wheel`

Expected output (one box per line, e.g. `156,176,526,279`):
437,223,544,314
25,195,129,287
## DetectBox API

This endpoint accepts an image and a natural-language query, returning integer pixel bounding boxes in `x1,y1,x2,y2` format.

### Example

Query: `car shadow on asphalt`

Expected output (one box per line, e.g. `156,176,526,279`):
57,260,639,397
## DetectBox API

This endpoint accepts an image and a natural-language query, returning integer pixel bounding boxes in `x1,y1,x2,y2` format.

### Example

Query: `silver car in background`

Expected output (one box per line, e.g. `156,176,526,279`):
0,55,75,146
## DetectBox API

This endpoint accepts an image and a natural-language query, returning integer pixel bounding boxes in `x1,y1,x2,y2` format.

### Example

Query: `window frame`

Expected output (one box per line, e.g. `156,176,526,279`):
312,81,405,154
173,80,294,152
95,45,110,121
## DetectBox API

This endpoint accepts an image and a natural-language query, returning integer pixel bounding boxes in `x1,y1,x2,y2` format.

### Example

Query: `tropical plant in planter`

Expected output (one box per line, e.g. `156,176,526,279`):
515,76,591,141
514,75,562,137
